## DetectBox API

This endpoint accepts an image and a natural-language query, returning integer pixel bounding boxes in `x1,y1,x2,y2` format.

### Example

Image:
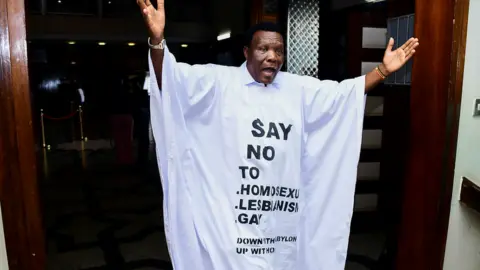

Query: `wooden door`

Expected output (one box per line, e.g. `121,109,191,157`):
250,0,278,25
342,5,406,269
396,0,470,268
0,0,46,269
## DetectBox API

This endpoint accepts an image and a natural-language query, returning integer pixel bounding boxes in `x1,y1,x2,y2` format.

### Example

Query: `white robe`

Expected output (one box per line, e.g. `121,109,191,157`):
148,44,365,270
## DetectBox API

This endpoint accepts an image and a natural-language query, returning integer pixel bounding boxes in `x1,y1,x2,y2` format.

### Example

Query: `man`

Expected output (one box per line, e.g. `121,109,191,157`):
137,0,419,269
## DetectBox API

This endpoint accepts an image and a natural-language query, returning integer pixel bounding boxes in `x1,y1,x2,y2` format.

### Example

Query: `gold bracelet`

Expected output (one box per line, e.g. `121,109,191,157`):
376,65,387,77
375,66,386,80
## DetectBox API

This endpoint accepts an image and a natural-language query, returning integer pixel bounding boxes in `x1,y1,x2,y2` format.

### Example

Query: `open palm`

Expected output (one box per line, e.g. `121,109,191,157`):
383,37,419,74
137,0,165,41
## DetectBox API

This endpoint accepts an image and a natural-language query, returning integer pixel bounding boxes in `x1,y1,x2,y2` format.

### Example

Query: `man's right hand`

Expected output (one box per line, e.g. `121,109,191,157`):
137,0,165,45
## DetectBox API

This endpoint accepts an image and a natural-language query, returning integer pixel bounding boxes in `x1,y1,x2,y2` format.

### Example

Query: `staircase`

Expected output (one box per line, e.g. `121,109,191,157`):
351,96,384,234
343,5,394,270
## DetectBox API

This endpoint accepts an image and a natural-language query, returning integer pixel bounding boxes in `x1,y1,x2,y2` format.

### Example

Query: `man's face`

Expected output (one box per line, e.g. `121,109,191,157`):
244,31,285,85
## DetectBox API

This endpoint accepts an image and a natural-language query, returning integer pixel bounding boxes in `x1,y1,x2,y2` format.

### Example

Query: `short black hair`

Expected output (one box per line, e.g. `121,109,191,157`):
244,22,284,47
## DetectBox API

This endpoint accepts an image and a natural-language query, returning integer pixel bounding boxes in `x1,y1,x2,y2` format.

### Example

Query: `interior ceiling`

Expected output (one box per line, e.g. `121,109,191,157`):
26,0,248,43
331,0,386,10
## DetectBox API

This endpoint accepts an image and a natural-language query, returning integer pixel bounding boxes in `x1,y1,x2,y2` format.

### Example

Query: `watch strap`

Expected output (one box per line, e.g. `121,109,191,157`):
148,37,165,50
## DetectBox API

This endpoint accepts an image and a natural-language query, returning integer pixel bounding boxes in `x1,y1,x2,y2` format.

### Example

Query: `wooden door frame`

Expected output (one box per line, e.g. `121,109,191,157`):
0,0,46,269
0,0,471,269
396,0,470,269
250,0,277,25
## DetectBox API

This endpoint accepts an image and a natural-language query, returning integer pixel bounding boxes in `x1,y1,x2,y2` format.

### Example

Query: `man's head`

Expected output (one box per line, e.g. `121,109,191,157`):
243,22,285,85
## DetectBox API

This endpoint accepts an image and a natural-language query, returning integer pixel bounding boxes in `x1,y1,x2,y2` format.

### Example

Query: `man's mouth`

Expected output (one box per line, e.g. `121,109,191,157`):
261,67,277,77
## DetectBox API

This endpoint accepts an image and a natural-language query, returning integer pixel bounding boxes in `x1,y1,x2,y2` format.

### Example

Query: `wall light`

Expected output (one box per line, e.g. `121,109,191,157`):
217,32,231,41
181,44,188,48
67,41,76,45
127,42,136,46
98,42,106,46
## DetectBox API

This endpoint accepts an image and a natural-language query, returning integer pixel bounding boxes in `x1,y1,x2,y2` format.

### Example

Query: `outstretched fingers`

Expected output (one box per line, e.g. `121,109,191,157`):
136,0,147,10
156,0,164,10
405,49,416,61
404,39,419,56
399,37,415,51
386,37,394,53
137,0,154,20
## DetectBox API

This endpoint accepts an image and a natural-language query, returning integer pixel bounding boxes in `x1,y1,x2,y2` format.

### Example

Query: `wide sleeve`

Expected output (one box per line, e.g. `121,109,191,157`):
297,76,367,269
302,76,366,133
146,44,219,200
148,44,218,116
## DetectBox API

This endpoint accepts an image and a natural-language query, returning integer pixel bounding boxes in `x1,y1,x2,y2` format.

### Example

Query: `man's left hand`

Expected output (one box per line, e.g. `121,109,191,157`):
381,37,419,76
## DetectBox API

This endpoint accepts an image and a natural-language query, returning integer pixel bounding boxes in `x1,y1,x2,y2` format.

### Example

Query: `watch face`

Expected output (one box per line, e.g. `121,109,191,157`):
149,38,164,49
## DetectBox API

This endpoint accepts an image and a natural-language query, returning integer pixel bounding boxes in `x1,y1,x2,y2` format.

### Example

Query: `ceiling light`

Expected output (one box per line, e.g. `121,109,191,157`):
98,42,106,46
181,44,188,48
58,0,62,3
217,32,231,41
67,41,76,45
127,42,135,46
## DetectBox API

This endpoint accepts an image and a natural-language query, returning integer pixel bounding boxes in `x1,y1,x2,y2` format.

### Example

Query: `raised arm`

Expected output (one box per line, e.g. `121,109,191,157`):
137,0,165,86
137,0,218,115
365,37,419,92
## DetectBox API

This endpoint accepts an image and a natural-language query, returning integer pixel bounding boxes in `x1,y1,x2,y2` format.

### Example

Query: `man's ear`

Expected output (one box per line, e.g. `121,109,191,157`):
243,46,249,60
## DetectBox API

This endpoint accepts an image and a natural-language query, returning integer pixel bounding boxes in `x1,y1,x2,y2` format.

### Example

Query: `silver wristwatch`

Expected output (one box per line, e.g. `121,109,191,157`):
148,37,165,50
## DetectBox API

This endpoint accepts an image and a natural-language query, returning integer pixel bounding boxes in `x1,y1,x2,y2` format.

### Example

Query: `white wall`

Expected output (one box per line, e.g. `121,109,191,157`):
0,204,9,269
443,0,480,269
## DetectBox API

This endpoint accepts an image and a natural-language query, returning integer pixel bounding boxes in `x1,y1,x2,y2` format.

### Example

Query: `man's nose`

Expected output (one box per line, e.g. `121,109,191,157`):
266,50,277,62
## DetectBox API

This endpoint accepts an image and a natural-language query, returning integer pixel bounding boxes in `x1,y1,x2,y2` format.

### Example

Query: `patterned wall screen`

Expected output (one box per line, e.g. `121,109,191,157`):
385,14,415,85
286,0,320,76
